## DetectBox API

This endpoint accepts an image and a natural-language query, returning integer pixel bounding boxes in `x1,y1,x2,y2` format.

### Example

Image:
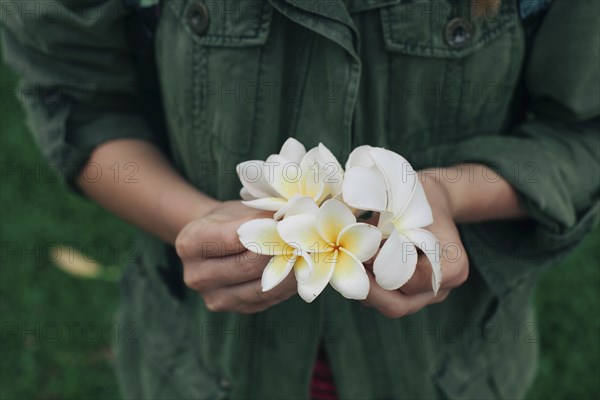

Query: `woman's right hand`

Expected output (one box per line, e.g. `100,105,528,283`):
76,140,295,313
175,201,298,313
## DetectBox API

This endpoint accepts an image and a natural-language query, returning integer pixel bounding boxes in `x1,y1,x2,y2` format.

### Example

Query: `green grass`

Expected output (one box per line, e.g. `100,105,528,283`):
527,227,600,400
1,58,599,399
1,61,133,399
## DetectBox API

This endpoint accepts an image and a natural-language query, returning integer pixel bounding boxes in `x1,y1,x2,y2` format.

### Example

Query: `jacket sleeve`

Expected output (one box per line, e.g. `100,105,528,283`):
1,0,162,186
436,0,599,296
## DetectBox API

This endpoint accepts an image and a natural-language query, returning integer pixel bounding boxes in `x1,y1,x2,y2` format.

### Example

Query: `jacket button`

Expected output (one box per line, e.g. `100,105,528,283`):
444,17,473,49
187,1,210,36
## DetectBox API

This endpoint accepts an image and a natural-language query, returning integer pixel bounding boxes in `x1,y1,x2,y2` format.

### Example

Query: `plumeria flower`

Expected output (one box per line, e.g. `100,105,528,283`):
342,146,442,294
236,138,343,219
277,199,382,302
237,217,313,293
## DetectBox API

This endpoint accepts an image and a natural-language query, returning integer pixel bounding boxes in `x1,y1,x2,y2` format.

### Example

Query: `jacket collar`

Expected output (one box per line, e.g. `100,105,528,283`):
269,0,405,58
270,0,359,59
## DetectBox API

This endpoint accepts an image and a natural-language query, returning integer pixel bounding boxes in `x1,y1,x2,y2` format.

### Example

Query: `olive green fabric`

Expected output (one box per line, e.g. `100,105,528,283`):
2,0,599,399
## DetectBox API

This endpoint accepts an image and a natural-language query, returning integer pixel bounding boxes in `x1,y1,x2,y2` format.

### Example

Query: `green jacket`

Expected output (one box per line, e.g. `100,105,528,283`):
2,0,599,398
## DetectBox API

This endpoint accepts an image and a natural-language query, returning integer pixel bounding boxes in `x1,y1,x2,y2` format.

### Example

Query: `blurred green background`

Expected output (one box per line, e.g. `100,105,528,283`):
1,55,599,399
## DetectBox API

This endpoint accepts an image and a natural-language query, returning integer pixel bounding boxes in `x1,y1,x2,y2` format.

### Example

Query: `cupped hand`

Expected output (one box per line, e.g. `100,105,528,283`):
175,200,297,313
363,170,469,318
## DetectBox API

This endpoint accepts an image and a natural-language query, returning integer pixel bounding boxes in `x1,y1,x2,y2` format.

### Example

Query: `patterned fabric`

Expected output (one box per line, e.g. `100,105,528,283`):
310,347,338,400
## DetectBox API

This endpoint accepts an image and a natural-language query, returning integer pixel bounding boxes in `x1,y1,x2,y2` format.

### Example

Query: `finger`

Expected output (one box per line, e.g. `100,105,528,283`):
399,243,468,295
177,214,262,260
184,251,271,290
235,278,299,314
203,271,297,312
363,287,450,311
231,270,297,306
398,252,433,295
438,240,469,288
363,273,441,319
428,289,451,304
201,209,274,256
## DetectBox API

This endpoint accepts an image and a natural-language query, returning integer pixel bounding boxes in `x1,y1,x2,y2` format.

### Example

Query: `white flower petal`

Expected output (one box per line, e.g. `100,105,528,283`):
279,138,306,163
237,160,278,199
261,254,297,292
299,149,326,201
346,145,375,170
316,142,341,165
402,228,442,295
240,187,254,201
237,219,288,255
317,199,356,244
369,147,417,215
330,248,370,300
242,197,287,212
264,154,301,199
295,251,336,303
274,195,319,220
315,143,344,200
337,223,382,262
294,253,315,281
306,176,326,203
277,214,330,253
373,229,418,290
394,180,433,230
378,212,396,237
342,166,388,212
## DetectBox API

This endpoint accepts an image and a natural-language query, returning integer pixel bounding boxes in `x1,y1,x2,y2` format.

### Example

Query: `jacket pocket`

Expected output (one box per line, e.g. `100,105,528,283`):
380,0,516,58
180,0,272,47
433,291,538,400
115,256,227,400
160,0,272,167
378,0,520,153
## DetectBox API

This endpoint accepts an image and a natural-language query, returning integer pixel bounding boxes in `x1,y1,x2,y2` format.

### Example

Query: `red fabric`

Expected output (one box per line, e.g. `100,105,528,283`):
310,347,338,400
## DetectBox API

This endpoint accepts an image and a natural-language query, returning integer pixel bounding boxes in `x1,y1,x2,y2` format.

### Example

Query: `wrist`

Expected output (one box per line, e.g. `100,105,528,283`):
418,168,457,218
421,164,527,223
158,185,222,238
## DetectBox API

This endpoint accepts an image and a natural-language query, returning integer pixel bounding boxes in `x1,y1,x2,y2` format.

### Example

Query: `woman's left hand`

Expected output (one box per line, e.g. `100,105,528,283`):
361,169,469,318
362,164,526,318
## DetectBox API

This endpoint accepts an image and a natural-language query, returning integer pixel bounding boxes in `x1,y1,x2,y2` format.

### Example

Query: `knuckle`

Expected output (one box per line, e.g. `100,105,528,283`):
450,257,469,287
444,244,469,287
183,268,209,291
176,221,215,260
182,267,197,289
204,295,227,312
175,234,192,260
455,262,469,286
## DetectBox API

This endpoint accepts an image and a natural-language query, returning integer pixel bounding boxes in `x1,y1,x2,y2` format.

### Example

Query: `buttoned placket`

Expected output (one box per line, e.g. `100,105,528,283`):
268,0,362,161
